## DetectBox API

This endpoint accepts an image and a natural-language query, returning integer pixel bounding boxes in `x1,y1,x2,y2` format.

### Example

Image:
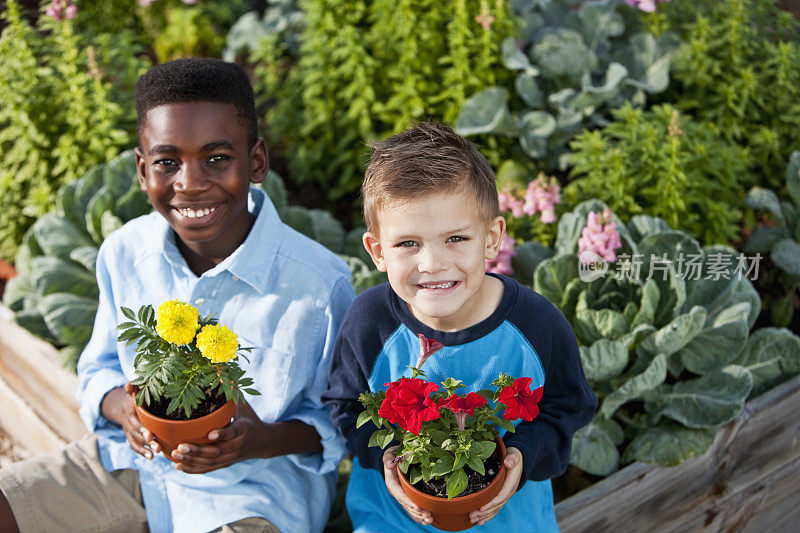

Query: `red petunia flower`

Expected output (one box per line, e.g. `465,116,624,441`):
497,377,543,421
416,333,444,368
437,392,487,431
378,378,440,435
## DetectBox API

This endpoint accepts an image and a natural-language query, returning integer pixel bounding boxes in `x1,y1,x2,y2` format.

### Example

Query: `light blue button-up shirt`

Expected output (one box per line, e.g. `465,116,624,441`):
76,188,355,533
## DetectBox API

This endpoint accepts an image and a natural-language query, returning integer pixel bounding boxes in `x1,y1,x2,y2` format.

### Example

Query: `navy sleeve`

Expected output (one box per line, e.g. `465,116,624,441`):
504,285,597,483
322,284,398,472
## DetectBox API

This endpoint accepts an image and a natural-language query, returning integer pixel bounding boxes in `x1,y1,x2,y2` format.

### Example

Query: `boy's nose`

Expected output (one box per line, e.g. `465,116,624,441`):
417,247,446,273
173,162,212,194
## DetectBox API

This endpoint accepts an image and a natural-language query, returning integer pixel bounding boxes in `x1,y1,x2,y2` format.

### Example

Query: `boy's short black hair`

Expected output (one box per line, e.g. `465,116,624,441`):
362,122,499,232
135,58,258,147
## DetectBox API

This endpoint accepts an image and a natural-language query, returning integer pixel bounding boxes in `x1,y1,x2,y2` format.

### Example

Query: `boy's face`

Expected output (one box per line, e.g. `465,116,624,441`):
363,192,505,332
135,102,268,264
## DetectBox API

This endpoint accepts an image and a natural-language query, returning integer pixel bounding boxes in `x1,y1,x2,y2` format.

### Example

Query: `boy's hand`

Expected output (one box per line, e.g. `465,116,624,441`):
169,401,322,474
170,400,265,473
469,446,524,526
101,382,160,460
383,447,433,526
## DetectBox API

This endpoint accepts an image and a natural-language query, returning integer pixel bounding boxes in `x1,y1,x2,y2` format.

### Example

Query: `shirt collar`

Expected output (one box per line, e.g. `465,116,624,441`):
141,187,282,294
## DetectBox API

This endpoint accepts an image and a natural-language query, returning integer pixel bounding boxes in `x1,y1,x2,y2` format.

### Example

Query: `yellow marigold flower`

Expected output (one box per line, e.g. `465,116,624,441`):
155,300,199,346
196,324,239,363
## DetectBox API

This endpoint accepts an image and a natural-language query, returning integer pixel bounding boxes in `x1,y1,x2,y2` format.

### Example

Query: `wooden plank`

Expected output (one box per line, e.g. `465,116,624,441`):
0,373,67,456
0,304,87,443
555,375,800,532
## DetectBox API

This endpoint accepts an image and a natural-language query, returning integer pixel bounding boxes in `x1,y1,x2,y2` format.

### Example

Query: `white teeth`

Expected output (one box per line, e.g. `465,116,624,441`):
421,281,456,289
179,205,217,219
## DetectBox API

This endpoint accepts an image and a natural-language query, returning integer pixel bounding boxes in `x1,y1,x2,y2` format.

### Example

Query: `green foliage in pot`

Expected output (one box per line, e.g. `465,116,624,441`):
0,0,148,260
3,152,385,370
743,151,800,327
456,0,677,171
564,104,746,245
255,0,515,205
531,200,800,476
659,0,800,191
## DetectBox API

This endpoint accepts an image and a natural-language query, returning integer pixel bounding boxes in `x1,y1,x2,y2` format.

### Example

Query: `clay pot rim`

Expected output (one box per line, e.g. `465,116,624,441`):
397,436,507,504
132,394,235,425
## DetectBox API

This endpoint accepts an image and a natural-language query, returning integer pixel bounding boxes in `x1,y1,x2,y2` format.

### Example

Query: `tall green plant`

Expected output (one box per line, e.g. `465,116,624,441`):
0,0,147,260
660,0,800,190
564,104,746,245
255,0,515,205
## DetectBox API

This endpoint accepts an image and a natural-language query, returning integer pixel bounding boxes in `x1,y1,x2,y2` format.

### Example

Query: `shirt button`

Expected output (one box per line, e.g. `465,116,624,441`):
195,298,205,306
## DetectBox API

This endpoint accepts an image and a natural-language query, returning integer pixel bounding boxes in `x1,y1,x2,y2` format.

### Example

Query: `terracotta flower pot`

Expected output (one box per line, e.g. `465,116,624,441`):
133,397,235,462
397,437,507,531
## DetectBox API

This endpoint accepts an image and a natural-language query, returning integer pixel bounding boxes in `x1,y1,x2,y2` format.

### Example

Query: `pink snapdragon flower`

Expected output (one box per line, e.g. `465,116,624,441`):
486,234,515,275
523,176,561,223
498,190,524,218
578,209,622,263
624,0,670,12
46,0,77,20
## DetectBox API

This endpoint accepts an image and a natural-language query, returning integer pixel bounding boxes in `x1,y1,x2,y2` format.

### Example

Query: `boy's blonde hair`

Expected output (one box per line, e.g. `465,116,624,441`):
362,122,499,232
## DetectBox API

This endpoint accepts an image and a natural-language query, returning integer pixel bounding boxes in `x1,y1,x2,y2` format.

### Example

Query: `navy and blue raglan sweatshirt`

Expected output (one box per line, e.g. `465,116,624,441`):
323,274,597,531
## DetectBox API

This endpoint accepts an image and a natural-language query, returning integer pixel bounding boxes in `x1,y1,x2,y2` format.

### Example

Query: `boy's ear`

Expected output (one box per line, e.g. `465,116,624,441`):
484,215,506,261
363,231,388,272
134,147,147,191
249,137,270,184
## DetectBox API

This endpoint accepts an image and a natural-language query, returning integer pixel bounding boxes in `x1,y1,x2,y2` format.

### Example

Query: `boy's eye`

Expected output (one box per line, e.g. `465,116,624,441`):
208,154,231,164
154,159,178,169
394,240,418,248
447,235,468,243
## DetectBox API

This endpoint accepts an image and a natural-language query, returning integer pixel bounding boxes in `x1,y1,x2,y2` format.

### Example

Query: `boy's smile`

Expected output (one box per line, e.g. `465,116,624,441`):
135,102,268,273
363,192,506,332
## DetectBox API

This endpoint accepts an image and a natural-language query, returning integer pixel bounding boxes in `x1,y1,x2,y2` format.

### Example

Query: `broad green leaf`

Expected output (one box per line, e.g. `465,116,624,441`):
599,354,667,418
745,187,785,226
638,306,706,358
734,328,800,397
623,423,716,466
645,366,753,428
580,339,628,382
446,469,468,499
516,72,543,108
534,254,579,306
574,308,630,345
771,239,800,276
697,278,761,329
85,186,115,244
626,215,671,243
100,211,124,240
431,455,456,477
619,324,656,351
679,316,749,375
356,411,372,428
502,37,533,71
743,226,786,254
631,279,659,328
13,309,58,344
470,440,496,460
570,417,623,476
37,293,98,346
455,87,518,137
511,241,554,286
554,212,586,256
259,169,288,209
30,256,98,298
32,214,94,260
786,150,800,207
467,455,485,476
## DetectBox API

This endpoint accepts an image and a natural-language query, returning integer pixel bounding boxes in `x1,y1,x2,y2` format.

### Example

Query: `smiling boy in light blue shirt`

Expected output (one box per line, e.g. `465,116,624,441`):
0,58,354,533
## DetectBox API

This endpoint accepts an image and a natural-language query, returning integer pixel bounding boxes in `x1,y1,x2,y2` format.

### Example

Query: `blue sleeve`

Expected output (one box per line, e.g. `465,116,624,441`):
504,287,597,483
322,285,395,472
76,240,129,432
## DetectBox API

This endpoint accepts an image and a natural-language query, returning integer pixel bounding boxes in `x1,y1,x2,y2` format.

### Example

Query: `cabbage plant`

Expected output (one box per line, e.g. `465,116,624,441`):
526,200,800,476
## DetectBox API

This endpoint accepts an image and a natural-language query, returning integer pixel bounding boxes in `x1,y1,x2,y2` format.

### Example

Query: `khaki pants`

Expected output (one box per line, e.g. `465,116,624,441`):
0,436,280,533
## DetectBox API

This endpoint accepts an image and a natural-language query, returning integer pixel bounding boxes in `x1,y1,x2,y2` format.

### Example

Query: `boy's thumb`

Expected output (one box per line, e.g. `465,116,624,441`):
504,455,517,468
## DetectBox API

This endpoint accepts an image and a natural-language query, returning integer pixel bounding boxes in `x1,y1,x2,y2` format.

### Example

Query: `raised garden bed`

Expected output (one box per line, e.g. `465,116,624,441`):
0,303,798,531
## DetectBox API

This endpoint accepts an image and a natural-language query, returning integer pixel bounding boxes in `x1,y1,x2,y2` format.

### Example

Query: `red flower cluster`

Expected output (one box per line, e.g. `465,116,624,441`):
498,377,543,421
378,378,441,435
437,392,487,416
